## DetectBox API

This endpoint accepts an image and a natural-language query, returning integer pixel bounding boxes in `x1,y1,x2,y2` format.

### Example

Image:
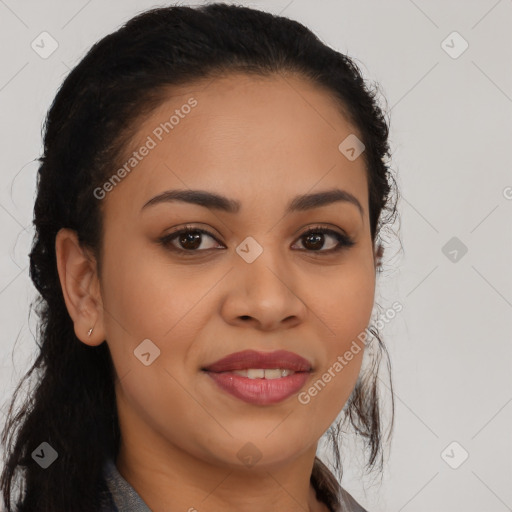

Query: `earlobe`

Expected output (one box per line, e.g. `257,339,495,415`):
55,228,105,346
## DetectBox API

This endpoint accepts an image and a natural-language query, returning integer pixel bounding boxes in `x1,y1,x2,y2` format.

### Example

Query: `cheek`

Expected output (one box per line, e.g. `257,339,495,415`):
320,261,376,341
101,242,207,342
100,246,221,410
302,262,375,416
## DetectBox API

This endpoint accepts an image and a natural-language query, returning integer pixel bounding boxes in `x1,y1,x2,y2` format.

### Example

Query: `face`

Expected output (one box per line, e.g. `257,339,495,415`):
61,72,378,472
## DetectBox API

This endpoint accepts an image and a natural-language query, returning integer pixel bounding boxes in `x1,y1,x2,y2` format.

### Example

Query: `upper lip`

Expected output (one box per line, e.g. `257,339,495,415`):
202,349,313,373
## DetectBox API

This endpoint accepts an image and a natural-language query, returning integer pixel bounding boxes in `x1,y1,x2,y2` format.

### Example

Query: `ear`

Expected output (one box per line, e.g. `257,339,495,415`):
55,228,106,346
374,242,384,271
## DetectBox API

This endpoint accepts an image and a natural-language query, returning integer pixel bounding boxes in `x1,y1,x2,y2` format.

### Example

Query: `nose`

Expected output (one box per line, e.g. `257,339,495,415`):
221,244,307,331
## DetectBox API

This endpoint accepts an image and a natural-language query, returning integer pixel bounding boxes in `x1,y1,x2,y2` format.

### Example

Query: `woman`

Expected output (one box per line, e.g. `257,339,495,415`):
0,3,397,511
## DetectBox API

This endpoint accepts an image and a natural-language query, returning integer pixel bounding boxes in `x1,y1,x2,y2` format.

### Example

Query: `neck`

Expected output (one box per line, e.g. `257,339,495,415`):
115,434,329,512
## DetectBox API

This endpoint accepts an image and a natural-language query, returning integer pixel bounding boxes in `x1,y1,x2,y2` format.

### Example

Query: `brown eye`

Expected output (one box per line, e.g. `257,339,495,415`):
293,227,355,253
159,227,223,254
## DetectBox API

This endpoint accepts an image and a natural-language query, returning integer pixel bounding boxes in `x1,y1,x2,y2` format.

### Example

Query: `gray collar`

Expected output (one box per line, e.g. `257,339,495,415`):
103,458,152,512
102,458,367,512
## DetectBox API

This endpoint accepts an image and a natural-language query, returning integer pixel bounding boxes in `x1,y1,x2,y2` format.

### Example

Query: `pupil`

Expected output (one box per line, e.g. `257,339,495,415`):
304,233,323,251
180,232,201,250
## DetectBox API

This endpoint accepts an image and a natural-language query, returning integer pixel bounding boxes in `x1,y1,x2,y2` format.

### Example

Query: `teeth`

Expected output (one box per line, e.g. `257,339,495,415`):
246,369,265,379
232,368,295,379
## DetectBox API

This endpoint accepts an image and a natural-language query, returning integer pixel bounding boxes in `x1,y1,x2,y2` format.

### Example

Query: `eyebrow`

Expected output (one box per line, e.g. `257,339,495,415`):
141,188,364,218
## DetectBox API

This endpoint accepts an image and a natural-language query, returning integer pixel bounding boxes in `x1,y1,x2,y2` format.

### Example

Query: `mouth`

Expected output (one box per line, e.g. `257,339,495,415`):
201,350,313,405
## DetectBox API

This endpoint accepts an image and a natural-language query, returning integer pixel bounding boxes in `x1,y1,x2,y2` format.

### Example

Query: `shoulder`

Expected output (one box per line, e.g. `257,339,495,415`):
339,486,369,512
99,457,152,511
97,458,120,511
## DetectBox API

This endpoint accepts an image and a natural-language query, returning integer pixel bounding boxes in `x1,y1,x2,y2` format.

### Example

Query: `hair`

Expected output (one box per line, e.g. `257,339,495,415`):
1,3,398,511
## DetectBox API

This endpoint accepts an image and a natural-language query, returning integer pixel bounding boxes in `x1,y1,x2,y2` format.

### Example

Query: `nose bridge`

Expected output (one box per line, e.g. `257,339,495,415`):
234,232,298,307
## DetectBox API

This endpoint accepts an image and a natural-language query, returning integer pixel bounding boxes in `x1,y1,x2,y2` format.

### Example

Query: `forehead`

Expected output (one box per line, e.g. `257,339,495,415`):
101,72,368,220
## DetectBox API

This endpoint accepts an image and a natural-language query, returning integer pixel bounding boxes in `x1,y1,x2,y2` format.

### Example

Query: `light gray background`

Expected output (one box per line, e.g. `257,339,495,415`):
1,1,511,511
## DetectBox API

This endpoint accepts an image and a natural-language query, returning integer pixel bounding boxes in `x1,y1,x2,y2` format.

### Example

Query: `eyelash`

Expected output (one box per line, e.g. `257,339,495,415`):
158,224,355,256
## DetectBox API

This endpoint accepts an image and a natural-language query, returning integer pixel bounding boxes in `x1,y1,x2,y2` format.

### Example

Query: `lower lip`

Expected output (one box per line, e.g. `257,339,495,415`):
204,371,311,405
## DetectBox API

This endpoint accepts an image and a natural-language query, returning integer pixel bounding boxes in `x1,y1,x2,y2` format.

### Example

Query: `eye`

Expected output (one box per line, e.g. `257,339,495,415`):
158,225,223,254
291,226,355,253
158,224,355,256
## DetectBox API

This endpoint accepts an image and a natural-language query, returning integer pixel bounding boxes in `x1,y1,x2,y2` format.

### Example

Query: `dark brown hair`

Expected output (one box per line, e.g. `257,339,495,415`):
1,3,397,511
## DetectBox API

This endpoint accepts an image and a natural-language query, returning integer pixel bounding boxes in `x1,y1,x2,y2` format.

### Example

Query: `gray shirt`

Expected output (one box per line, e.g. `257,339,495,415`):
101,458,368,512
102,458,151,511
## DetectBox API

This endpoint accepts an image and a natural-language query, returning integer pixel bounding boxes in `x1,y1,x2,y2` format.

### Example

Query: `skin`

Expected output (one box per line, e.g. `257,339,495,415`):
56,72,380,512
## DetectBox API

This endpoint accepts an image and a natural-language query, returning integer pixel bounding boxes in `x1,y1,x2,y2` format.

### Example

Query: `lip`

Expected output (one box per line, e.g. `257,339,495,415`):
202,349,313,373
202,349,313,405
205,371,311,405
